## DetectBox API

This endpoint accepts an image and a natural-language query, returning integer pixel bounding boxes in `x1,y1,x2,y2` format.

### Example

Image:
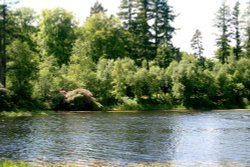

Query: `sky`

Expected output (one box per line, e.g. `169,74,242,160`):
15,0,248,57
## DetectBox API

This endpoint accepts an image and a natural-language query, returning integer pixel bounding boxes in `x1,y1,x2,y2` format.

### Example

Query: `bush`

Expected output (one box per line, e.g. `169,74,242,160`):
54,88,102,111
0,84,14,111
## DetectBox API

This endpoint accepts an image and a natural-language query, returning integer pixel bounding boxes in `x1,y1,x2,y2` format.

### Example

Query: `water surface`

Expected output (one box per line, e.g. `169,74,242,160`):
0,111,250,165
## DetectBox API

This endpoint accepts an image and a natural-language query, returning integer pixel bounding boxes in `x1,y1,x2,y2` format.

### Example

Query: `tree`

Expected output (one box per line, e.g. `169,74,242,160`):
167,55,217,109
150,0,175,49
214,1,231,64
66,39,97,90
90,1,107,16
96,58,116,104
10,8,37,51
230,58,250,107
245,26,250,58
112,58,136,99
232,1,242,60
80,13,131,62
33,56,59,103
133,0,154,63
7,40,37,106
37,8,77,66
243,1,250,58
118,0,176,65
131,63,163,101
118,0,136,31
0,83,13,111
190,29,204,58
0,4,7,87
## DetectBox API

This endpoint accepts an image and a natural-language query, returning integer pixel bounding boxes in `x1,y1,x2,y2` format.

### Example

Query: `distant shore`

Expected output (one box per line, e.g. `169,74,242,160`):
1,108,250,117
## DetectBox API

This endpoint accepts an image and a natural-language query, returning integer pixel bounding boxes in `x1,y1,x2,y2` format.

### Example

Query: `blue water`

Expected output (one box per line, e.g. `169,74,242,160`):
0,111,250,165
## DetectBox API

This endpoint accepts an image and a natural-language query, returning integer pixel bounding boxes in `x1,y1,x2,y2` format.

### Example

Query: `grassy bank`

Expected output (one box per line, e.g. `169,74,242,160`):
107,103,184,111
0,110,55,117
1,104,250,117
0,160,31,167
1,160,249,167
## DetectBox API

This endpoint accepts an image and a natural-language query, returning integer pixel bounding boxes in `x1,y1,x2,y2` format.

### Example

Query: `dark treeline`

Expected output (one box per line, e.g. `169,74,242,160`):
0,0,250,111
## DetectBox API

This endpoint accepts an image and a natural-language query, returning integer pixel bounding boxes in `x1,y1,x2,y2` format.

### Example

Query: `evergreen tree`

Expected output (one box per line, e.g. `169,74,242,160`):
150,0,175,48
243,1,250,58
232,1,241,60
90,1,107,16
133,0,154,62
0,4,7,87
118,0,136,31
214,1,231,64
245,26,250,58
0,1,19,87
190,29,204,58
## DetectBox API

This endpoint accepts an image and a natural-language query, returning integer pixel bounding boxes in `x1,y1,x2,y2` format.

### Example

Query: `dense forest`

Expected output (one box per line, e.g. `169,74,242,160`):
0,0,250,111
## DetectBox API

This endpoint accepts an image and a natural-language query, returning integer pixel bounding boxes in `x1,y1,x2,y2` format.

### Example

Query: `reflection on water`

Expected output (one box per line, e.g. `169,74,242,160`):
0,111,250,165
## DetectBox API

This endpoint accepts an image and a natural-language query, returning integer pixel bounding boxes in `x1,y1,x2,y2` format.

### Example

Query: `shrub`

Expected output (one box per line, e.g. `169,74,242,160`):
0,84,14,111
54,88,102,111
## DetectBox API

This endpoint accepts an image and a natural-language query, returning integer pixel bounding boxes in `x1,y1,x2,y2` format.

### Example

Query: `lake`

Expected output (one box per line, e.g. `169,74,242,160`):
0,111,250,166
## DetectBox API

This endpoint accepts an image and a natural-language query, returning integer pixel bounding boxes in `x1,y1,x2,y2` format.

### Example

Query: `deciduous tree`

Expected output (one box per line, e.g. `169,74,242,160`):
37,8,77,66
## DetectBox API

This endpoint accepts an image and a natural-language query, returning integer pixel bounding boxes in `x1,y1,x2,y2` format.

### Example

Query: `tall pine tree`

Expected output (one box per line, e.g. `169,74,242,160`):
118,0,136,31
191,29,204,58
133,0,154,62
118,0,176,64
214,1,231,64
232,1,241,60
90,1,107,16
243,0,250,58
150,0,175,49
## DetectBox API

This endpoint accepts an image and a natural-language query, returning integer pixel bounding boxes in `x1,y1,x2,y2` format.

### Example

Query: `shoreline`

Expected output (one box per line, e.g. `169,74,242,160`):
1,108,250,117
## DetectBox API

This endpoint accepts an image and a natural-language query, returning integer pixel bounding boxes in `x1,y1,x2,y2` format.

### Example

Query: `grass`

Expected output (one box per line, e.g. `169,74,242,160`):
109,103,183,112
1,161,248,167
0,110,55,117
0,161,31,167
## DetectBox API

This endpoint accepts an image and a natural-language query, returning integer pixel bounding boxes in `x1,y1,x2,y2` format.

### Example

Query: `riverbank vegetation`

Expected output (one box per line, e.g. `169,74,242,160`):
1,160,249,167
0,160,31,167
0,1,250,112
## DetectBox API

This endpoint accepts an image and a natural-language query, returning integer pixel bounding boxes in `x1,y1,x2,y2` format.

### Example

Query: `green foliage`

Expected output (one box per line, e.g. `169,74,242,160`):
112,58,136,100
233,58,250,100
80,13,130,62
96,58,116,104
10,8,37,51
66,40,98,90
167,55,217,109
33,56,60,108
2,3,250,111
0,84,13,111
131,63,163,101
214,1,231,64
37,8,77,66
212,62,238,108
232,1,242,60
7,40,37,108
118,0,176,63
190,29,204,58
90,1,107,16
0,160,31,167
118,0,137,31
155,45,175,67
